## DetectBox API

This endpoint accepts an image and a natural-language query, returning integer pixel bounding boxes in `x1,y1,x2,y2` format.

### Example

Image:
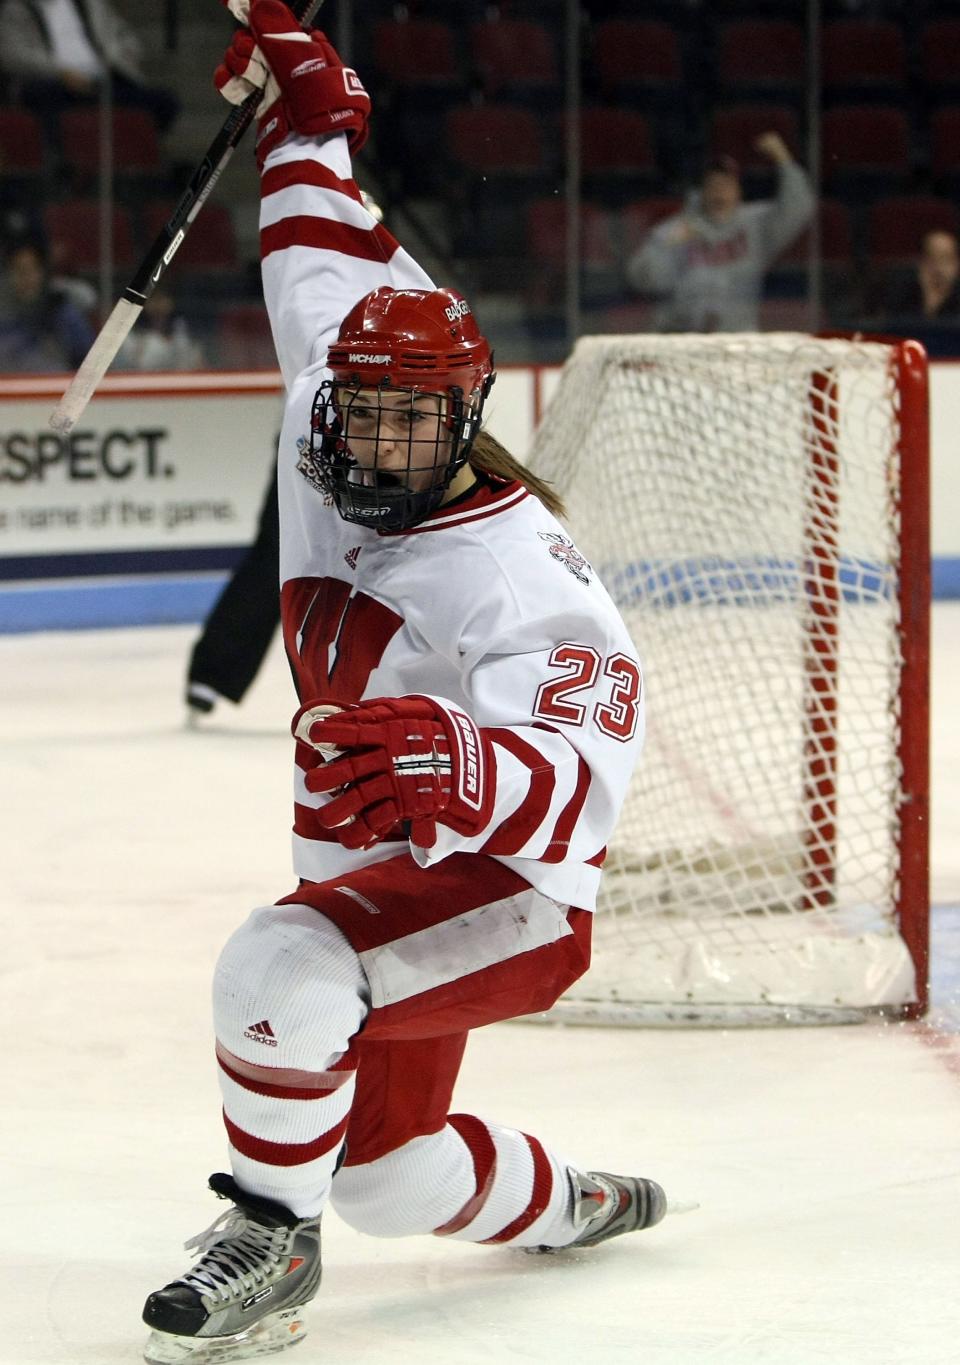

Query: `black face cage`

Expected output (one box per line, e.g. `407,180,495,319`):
303,380,484,531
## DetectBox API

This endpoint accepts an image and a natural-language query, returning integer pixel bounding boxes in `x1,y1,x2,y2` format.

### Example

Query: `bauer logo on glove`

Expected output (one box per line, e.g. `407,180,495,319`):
295,695,496,852
214,0,371,167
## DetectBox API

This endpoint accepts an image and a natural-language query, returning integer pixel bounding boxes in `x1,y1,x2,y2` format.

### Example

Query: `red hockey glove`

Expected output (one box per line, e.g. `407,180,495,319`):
214,0,370,166
295,696,497,852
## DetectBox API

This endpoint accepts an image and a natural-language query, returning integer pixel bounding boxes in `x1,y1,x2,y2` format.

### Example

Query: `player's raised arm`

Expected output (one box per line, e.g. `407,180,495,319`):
215,0,432,387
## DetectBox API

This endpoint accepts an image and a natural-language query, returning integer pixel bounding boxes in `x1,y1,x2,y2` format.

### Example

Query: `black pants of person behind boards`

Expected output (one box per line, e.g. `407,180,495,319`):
187,466,280,705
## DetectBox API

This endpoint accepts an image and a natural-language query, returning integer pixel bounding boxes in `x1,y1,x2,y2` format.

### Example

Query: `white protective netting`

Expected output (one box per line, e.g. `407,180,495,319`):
528,333,921,1024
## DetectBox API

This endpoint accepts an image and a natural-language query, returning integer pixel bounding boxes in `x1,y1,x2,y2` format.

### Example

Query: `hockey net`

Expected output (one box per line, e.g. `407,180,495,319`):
528,333,929,1025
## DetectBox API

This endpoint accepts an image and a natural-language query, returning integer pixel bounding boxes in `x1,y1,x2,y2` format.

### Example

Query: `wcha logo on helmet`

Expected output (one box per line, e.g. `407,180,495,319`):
349,353,393,364
538,532,592,586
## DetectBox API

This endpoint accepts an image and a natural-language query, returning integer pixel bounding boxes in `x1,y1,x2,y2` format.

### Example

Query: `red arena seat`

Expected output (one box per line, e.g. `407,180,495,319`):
593,21,683,98
59,107,161,178
821,105,909,187
780,198,854,266
866,196,960,264
371,20,459,89
579,108,656,178
143,201,239,272
0,107,45,175
715,21,806,92
920,22,960,90
821,20,906,93
930,106,960,185
469,18,559,98
44,199,135,273
446,104,546,175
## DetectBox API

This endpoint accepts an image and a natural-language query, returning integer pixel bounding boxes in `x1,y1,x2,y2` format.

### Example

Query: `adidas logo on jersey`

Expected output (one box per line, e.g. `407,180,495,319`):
244,1020,278,1047
344,546,361,570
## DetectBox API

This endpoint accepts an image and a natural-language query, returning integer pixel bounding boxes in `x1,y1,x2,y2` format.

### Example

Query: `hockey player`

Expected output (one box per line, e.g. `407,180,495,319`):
142,5,668,1361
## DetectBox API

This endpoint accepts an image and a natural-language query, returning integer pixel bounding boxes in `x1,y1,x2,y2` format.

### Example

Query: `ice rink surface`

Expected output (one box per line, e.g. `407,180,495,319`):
3,605,960,1365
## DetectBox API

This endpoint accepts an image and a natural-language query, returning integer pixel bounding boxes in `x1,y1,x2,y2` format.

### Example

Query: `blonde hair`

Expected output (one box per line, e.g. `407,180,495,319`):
468,428,565,519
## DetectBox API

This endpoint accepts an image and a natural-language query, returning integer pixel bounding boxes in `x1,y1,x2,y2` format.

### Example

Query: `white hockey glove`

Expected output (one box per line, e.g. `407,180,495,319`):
214,26,279,116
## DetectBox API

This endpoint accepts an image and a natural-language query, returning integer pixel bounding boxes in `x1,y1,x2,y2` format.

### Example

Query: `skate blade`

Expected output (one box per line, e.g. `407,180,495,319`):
144,1307,307,1363
666,1198,700,1215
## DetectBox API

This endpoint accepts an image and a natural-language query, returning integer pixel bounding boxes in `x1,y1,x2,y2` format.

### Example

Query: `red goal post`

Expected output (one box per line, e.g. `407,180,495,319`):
528,333,930,1025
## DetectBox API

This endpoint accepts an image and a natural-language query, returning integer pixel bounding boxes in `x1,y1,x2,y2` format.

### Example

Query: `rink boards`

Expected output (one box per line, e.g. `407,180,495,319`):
0,361,959,631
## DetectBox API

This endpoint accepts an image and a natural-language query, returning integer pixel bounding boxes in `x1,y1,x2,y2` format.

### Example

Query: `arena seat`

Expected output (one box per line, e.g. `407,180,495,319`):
593,21,683,99
779,197,854,267
371,19,460,90
59,108,161,184
866,196,960,265
142,200,239,273
43,199,135,273
578,108,657,179
821,105,910,191
821,20,907,96
217,303,277,370
930,106,960,188
468,18,560,99
920,22,960,92
446,104,547,175
715,20,806,93
0,107,45,177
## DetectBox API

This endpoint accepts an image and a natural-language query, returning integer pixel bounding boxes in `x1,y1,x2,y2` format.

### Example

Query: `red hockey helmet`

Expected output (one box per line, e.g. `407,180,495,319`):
327,286,494,400
307,287,496,531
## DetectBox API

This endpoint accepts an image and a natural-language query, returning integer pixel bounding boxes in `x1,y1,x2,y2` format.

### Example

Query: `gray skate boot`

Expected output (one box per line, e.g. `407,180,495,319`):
142,1173,322,1363
569,1169,667,1246
532,1168,667,1253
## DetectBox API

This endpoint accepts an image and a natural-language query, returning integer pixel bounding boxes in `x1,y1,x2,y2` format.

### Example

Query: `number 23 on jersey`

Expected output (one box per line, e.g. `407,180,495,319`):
533,643,642,741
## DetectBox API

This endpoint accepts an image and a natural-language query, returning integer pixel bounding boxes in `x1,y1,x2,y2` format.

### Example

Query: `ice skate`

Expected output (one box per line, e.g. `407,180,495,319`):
531,1168,667,1253
185,683,220,726
142,1173,322,1363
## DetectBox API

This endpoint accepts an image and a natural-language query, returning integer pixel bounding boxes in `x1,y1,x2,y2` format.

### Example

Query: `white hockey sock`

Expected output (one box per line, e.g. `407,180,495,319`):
331,1114,581,1248
212,902,369,1217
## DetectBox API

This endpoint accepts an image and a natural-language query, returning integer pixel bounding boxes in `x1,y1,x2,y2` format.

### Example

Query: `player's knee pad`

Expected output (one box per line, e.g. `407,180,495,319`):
213,902,369,1068
331,1131,475,1237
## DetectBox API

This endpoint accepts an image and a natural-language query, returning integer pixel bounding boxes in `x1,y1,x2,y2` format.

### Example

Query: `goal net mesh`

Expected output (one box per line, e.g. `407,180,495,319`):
527,333,919,1024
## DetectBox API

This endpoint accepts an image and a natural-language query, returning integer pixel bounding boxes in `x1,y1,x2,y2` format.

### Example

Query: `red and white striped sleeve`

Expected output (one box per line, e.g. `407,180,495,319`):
259,132,434,389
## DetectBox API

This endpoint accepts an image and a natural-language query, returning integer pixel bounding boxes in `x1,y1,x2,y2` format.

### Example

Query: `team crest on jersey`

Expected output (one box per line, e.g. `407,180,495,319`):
296,434,334,506
538,532,592,585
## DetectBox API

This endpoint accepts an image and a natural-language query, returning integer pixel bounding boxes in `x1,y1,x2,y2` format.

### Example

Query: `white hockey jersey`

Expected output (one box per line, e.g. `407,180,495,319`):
260,133,644,911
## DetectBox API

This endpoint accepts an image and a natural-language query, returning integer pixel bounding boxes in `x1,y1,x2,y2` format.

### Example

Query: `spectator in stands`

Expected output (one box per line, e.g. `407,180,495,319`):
873,230,960,326
114,287,204,371
0,235,94,371
0,0,179,134
626,133,813,332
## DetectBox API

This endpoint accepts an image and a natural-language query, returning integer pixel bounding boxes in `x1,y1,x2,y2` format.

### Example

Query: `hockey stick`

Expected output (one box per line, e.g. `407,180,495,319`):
49,0,324,434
